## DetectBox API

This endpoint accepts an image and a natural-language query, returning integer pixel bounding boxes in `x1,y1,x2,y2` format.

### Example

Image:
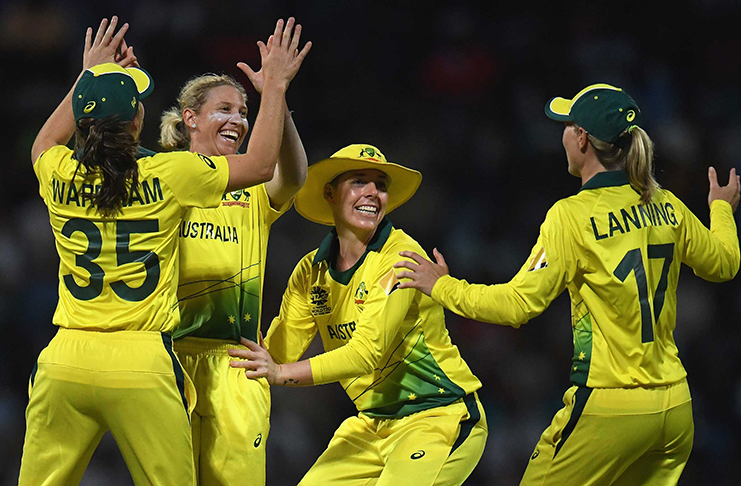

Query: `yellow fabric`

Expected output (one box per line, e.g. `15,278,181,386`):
175,337,271,486
175,184,289,342
432,181,739,388
33,145,229,333
520,382,693,486
298,394,487,486
19,328,196,486
265,224,482,417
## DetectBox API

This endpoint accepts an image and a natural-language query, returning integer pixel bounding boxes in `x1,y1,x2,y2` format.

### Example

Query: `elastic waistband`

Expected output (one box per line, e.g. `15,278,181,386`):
55,327,170,344
173,336,245,356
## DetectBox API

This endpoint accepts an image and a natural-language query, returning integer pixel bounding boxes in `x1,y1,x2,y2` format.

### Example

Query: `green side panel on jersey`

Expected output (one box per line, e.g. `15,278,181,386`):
360,330,466,418
570,308,593,387
174,275,261,342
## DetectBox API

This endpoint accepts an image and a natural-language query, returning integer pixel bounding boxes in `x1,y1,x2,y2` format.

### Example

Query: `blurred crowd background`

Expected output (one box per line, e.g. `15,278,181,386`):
1,0,740,484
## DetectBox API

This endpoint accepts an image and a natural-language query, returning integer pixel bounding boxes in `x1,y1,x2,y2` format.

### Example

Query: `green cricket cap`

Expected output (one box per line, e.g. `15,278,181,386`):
544,83,642,144
73,62,154,122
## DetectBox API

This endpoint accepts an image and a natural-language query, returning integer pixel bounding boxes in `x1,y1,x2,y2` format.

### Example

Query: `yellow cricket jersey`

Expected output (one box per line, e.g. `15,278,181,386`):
174,183,290,342
432,171,740,388
34,145,229,333
265,218,482,418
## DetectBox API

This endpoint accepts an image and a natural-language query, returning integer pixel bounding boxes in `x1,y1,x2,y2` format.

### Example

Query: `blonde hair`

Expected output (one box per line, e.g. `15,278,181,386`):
587,126,659,204
159,74,247,151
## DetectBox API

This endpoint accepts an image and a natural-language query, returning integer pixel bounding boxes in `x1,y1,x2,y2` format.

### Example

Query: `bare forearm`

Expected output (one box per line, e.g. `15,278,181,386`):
275,359,314,386
31,73,82,164
266,105,308,207
226,83,286,191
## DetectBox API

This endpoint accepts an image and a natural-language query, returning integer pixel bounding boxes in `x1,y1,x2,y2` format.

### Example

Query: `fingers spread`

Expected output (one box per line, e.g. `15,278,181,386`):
282,17,295,47
85,27,93,52
296,40,312,62
93,18,108,46
237,61,256,78
111,22,130,52
290,24,302,52
102,16,119,46
708,166,718,188
273,19,284,47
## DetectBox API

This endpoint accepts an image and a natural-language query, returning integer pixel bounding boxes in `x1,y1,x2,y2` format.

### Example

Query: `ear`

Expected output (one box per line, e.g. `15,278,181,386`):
577,126,589,152
183,108,197,129
323,183,334,203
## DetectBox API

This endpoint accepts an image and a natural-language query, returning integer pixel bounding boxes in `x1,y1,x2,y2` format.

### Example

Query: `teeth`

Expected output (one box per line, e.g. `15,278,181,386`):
220,130,239,141
356,205,377,214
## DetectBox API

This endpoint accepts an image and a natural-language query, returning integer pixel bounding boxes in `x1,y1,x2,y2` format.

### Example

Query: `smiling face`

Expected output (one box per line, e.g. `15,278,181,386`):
187,85,249,156
325,169,390,236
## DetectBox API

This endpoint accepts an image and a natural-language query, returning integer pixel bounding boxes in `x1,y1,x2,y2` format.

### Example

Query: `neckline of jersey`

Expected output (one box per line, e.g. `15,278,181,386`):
313,217,394,285
579,170,630,192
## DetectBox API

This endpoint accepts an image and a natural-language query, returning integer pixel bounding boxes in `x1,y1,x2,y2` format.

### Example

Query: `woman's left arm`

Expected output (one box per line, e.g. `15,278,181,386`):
230,264,415,386
238,55,308,209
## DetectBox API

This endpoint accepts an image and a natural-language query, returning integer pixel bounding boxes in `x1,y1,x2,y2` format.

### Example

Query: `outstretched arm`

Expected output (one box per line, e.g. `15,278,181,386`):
31,17,132,164
236,23,309,208
225,17,312,193
681,167,740,281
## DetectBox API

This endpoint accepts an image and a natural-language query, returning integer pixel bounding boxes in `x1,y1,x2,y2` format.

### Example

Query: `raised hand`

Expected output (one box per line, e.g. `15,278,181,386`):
238,17,312,94
708,167,740,212
83,16,130,70
114,37,139,68
394,248,450,296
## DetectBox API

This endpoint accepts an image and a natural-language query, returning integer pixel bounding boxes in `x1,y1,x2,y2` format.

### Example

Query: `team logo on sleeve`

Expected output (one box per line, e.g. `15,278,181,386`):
310,286,331,316
354,282,368,305
527,247,548,272
197,153,216,169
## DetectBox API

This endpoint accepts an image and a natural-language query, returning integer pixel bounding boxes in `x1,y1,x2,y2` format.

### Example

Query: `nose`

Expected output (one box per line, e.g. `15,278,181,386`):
364,182,378,198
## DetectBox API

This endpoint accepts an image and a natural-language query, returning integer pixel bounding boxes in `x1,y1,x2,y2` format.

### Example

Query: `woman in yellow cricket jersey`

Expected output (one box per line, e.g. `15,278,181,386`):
229,144,488,486
20,17,308,486
157,17,311,486
395,84,741,486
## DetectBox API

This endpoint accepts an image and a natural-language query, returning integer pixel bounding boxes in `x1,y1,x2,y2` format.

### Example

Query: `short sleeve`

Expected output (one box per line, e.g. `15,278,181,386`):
152,151,229,209
256,184,292,226
33,145,71,202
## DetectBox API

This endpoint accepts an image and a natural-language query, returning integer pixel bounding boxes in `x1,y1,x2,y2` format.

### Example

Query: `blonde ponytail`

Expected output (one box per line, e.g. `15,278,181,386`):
159,107,189,150
588,126,659,204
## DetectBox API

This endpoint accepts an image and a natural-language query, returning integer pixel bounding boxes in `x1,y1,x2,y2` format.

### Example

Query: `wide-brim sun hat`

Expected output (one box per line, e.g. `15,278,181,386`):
544,83,642,144
73,62,154,122
295,144,423,226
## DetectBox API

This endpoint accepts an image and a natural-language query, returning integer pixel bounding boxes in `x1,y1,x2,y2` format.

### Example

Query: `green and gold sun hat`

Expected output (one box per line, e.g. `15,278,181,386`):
295,144,423,226
72,62,154,122
545,83,642,144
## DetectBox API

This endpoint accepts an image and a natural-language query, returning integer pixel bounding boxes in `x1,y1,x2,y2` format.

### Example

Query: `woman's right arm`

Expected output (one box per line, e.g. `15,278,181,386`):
31,17,132,164
224,17,311,193
681,167,740,282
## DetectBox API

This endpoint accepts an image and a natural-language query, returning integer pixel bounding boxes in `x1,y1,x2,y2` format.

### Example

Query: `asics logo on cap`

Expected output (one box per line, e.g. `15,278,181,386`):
626,110,636,122
84,101,96,113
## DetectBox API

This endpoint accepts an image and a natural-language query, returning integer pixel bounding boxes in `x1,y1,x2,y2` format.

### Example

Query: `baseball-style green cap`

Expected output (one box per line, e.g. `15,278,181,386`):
73,62,154,122
544,83,642,144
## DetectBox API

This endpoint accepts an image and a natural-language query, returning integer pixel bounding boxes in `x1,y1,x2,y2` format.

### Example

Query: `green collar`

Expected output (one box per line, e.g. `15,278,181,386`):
313,218,394,285
579,170,630,192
